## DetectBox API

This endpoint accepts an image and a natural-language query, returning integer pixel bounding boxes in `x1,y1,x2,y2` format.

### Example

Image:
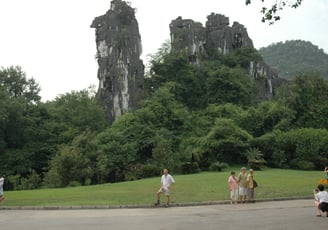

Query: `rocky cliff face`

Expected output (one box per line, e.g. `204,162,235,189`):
170,13,284,99
91,0,144,123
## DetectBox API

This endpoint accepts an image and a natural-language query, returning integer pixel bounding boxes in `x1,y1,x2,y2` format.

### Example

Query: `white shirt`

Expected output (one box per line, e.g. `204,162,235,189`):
316,191,328,203
0,178,4,194
161,174,175,189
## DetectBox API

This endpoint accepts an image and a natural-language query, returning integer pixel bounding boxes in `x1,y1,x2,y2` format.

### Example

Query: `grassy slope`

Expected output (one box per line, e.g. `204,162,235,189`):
2,169,324,206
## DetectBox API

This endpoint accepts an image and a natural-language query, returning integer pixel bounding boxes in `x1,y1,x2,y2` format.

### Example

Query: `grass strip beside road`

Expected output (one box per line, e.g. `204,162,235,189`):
2,169,323,207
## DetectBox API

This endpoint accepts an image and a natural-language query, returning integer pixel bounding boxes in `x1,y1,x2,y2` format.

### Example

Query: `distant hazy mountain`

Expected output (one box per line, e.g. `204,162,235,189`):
258,40,328,80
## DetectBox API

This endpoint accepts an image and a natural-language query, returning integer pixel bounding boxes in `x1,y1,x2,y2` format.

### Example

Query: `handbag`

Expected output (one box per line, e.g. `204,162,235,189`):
253,180,258,188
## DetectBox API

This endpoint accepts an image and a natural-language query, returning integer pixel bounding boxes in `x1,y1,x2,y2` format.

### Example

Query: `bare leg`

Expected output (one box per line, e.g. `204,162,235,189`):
155,190,161,205
314,200,321,216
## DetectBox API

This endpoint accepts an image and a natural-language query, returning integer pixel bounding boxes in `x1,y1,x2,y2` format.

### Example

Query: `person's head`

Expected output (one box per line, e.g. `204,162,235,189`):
317,184,325,191
249,169,254,174
163,169,168,175
241,167,246,173
231,171,235,176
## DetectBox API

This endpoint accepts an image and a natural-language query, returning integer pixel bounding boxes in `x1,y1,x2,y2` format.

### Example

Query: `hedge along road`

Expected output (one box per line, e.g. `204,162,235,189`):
0,199,327,230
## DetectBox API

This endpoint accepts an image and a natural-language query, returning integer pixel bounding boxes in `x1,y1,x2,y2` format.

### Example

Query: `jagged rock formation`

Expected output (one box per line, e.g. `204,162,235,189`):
91,0,144,123
169,13,284,99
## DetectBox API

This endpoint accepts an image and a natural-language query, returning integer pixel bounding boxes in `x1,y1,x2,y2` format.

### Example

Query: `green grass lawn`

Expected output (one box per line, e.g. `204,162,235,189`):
1,168,325,206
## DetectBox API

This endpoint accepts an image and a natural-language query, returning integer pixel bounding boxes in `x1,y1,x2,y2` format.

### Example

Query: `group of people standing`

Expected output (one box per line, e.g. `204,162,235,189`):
154,167,258,207
228,167,257,204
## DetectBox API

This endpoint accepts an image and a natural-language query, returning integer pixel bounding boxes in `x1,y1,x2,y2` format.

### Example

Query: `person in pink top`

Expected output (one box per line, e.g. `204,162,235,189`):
228,171,239,204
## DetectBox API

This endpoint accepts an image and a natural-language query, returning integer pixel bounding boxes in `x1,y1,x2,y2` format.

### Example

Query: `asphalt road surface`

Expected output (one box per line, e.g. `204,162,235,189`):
0,199,327,230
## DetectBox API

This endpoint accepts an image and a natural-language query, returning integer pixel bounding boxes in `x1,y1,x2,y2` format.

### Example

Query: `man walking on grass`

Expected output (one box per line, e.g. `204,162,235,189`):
155,169,175,207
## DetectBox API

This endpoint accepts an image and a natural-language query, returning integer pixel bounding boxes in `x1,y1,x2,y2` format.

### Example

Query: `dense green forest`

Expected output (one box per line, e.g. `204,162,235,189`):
1,45,328,190
259,40,328,79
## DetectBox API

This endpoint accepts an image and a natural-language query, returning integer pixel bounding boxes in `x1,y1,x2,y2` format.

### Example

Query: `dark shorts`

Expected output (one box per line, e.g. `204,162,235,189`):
319,202,328,212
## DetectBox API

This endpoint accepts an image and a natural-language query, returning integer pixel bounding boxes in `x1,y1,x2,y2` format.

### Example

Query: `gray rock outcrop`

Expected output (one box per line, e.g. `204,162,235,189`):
169,13,284,99
91,0,144,123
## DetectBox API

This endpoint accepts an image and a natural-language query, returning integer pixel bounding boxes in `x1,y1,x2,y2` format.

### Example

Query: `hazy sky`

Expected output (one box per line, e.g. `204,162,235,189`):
0,0,327,101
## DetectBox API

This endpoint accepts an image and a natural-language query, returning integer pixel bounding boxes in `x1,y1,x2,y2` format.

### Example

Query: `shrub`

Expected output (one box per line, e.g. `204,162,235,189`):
180,162,200,174
68,181,82,187
290,159,315,170
6,170,41,190
244,148,267,170
138,164,161,178
208,162,229,172
19,170,41,190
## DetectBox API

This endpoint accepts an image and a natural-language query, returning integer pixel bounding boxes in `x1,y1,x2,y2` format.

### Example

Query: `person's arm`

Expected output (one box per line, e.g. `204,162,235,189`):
246,174,251,187
169,176,175,189
313,189,319,201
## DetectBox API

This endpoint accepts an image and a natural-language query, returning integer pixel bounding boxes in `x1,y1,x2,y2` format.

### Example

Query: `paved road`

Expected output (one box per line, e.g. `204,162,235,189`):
0,200,327,230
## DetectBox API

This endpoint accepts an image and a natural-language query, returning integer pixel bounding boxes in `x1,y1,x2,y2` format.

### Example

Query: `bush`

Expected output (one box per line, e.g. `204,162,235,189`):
243,148,267,170
209,162,229,172
68,181,82,187
124,164,160,181
6,170,41,190
20,170,41,190
248,159,267,170
180,162,200,174
290,159,315,170
137,164,161,178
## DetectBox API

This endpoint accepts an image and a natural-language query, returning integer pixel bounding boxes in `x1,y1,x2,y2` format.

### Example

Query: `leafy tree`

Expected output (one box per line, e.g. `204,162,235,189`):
44,145,92,187
206,65,256,106
0,66,41,149
0,66,49,180
147,52,205,108
94,83,189,181
195,118,253,167
223,47,263,69
145,39,171,77
152,129,177,170
238,101,295,137
281,128,328,170
277,73,328,129
95,153,112,184
246,0,304,24
139,83,189,130
45,88,107,144
0,66,41,103
253,128,328,169
148,48,258,109
95,117,140,182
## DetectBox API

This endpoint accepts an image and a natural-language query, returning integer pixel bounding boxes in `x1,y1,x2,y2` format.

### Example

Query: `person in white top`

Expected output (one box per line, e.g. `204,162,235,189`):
155,169,175,207
0,175,4,202
313,184,328,217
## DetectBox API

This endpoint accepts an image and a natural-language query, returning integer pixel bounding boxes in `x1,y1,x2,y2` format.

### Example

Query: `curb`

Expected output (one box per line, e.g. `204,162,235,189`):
0,196,313,210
